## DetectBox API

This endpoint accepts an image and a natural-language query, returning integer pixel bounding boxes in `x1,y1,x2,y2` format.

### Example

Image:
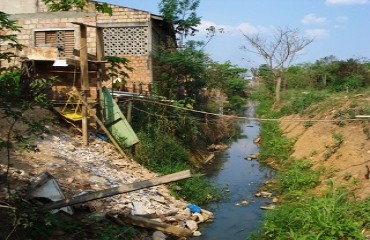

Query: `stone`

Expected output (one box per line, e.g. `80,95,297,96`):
152,231,167,240
255,191,272,198
89,176,106,185
185,220,198,232
192,231,202,237
260,204,276,210
192,212,204,223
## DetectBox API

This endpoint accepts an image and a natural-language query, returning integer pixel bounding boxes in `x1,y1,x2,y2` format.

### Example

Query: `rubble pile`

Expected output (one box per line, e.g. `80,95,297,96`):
0,126,214,238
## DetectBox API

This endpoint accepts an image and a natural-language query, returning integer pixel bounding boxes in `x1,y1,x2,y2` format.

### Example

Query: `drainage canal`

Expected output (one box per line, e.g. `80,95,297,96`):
194,104,275,239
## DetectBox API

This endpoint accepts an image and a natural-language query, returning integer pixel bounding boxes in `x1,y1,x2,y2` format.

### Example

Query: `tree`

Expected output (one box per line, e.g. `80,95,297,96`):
0,12,23,71
154,40,209,101
242,27,313,103
42,0,112,15
159,0,201,47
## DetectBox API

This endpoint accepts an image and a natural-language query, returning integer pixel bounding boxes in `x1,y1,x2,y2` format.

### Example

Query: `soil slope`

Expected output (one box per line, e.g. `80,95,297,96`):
279,94,370,199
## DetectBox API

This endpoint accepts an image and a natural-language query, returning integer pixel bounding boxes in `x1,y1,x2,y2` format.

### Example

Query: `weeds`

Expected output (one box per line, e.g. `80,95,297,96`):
280,91,328,115
277,160,319,193
252,182,370,240
323,132,344,160
135,128,222,205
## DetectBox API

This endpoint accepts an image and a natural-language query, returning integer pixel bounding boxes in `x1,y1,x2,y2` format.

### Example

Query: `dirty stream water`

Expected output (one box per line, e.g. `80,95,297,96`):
194,105,275,239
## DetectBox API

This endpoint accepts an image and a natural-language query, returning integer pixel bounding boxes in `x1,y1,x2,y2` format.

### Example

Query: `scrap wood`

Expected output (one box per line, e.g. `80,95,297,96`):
44,170,192,210
74,90,128,158
107,213,193,238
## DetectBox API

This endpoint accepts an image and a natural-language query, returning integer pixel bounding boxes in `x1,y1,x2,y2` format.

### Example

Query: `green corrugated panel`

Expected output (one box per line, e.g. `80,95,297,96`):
101,87,139,147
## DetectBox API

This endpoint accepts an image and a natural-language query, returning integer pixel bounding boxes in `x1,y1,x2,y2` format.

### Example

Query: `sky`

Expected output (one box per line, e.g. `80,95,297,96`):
105,0,370,68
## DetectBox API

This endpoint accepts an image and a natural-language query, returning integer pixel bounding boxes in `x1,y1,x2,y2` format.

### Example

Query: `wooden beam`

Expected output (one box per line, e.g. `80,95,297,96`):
96,27,106,123
44,170,192,210
108,213,193,238
74,90,128,158
79,24,89,146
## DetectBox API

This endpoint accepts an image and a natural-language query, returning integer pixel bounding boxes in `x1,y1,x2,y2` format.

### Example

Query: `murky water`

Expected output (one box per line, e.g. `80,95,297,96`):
194,105,275,239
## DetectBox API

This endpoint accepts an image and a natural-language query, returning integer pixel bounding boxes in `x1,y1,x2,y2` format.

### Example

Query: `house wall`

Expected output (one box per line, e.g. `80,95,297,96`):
2,12,99,100
0,0,38,14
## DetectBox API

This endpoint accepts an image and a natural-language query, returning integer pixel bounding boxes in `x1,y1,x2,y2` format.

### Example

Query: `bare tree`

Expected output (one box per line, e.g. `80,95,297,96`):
242,27,314,103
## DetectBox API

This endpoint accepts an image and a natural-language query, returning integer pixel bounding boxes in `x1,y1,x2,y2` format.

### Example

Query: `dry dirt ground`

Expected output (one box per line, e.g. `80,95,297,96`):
279,95,370,200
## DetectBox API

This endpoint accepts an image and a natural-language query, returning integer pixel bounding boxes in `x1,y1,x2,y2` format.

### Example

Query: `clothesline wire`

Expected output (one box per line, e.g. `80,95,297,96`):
130,98,367,123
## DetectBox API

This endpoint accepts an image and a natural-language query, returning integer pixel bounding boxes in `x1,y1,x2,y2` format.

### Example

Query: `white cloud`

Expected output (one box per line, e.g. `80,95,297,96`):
326,0,369,5
236,23,267,35
302,14,327,25
305,28,330,39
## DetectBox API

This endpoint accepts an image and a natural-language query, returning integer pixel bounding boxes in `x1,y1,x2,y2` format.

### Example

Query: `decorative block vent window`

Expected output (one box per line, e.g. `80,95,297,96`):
103,27,149,56
35,30,74,57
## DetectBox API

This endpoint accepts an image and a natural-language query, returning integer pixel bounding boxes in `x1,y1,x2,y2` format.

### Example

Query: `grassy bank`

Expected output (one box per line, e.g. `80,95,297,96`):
250,86,370,239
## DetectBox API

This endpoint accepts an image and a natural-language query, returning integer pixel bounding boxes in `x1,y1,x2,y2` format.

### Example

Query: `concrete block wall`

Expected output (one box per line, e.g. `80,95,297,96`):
97,3,153,92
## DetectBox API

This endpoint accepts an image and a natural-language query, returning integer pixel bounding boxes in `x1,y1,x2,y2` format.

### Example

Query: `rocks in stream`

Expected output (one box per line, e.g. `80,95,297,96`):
245,152,260,160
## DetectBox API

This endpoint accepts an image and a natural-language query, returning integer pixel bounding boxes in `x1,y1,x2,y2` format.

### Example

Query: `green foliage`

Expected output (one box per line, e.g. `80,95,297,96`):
134,125,222,205
154,41,209,100
104,56,133,89
204,61,247,113
228,95,246,112
159,0,201,44
136,128,190,174
42,0,113,15
171,175,224,206
278,160,319,193
0,11,23,68
280,91,328,114
253,184,369,240
323,132,344,160
2,200,139,239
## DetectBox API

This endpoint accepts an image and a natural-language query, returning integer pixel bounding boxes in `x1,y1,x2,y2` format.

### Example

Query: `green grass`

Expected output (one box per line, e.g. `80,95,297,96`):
252,183,370,240
135,128,222,205
249,85,370,239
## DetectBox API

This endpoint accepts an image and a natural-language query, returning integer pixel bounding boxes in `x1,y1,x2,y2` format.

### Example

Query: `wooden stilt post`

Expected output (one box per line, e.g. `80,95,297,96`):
96,27,105,122
80,24,89,145
127,100,133,123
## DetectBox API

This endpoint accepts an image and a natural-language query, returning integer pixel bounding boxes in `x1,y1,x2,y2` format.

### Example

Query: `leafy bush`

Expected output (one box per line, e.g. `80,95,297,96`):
135,127,222,205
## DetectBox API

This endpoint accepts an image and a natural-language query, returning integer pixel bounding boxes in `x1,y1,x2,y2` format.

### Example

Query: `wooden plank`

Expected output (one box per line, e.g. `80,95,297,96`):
109,213,193,238
79,24,89,145
44,170,192,210
73,49,97,60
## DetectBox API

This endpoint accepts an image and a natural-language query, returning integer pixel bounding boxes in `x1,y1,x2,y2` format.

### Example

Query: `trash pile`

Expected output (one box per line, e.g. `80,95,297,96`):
0,126,214,238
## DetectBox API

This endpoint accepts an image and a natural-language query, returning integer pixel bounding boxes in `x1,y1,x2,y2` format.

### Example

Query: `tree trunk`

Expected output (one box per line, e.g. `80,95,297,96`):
275,75,282,103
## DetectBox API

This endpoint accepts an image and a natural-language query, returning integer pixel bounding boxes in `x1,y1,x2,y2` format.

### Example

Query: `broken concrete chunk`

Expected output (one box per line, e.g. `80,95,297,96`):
131,201,148,215
185,219,198,232
152,230,167,240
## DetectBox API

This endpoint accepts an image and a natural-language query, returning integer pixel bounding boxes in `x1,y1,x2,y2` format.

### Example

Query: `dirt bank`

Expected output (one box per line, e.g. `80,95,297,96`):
279,94,370,199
